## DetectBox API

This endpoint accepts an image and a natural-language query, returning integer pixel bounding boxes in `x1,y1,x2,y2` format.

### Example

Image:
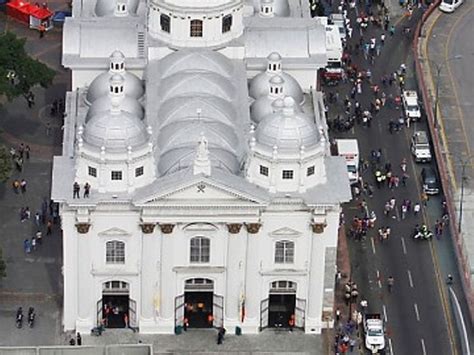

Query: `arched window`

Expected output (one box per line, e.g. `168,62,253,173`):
222,14,232,33
106,240,125,264
190,19,203,37
160,14,171,33
274,240,294,264
190,236,210,263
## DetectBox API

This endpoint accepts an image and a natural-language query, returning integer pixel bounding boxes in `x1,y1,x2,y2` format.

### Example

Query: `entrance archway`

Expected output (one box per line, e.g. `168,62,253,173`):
261,280,305,329
99,281,135,329
175,278,223,329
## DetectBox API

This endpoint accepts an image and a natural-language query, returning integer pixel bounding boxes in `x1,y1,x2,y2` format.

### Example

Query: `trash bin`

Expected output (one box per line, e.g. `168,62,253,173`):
235,326,242,336
175,325,182,335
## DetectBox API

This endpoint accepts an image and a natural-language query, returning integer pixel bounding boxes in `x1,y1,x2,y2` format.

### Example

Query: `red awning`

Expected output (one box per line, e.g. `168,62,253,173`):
6,0,53,23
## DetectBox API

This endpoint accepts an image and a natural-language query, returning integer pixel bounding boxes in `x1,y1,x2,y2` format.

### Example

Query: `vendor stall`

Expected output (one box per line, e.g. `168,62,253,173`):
6,0,53,31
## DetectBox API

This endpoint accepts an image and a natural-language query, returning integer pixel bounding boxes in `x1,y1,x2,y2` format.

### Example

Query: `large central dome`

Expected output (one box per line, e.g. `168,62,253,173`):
159,0,238,8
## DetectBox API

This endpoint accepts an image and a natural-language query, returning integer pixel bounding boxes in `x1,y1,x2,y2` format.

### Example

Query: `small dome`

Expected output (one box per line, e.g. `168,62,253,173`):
249,71,304,104
83,110,148,151
86,95,144,122
250,95,302,124
255,97,318,151
269,75,284,85
95,0,139,16
110,50,125,61
267,52,282,61
86,71,144,104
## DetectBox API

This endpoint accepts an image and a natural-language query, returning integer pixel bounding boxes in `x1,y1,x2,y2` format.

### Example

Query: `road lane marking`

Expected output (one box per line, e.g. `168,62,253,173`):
383,304,388,322
371,237,376,254
414,303,420,322
401,237,407,255
389,338,395,355
407,270,414,288
421,338,427,355
376,270,382,289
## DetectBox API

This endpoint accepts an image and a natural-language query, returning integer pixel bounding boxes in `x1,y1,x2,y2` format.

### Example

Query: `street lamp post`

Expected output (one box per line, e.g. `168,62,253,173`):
430,55,463,129
457,157,472,234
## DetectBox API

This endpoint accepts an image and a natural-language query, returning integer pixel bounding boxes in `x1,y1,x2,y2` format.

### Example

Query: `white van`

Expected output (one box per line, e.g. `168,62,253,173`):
402,90,421,121
439,0,463,13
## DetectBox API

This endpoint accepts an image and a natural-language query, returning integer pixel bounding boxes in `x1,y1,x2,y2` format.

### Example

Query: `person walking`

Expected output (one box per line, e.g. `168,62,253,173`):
31,236,37,251
84,182,91,198
47,220,53,235
73,182,80,199
76,332,82,346
20,179,27,193
36,230,43,245
35,212,41,227
25,145,30,160
387,276,394,293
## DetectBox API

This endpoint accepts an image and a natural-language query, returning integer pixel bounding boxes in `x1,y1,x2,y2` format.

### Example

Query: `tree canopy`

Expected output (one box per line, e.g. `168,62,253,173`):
0,247,6,280
0,145,11,183
0,32,55,100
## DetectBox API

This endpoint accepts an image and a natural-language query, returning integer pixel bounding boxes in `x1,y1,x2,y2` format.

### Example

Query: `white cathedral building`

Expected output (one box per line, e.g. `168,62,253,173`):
52,0,351,335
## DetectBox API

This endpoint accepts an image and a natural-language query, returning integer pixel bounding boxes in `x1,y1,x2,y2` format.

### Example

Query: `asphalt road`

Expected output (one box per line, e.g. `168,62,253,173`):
327,6,459,355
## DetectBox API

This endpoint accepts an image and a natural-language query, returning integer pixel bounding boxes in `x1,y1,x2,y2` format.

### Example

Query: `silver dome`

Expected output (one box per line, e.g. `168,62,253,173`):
250,95,302,124
95,0,139,16
86,71,144,104
83,111,148,151
158,95,237,129
159,50,234,79
249,71,304,104
255,97,318,151
160,72,236,102
86,95,144,122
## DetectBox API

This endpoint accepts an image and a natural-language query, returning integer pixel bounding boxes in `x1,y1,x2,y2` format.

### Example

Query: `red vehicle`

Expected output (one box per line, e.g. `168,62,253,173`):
6,0,53,31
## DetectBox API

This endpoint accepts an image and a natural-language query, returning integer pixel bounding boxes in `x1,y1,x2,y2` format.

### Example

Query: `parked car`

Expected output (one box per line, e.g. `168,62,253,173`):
421,167,440,195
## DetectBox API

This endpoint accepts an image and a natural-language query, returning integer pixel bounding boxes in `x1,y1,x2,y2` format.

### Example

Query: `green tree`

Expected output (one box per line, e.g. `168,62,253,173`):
0,247,6,280
0,32,55,101
0,145,11,183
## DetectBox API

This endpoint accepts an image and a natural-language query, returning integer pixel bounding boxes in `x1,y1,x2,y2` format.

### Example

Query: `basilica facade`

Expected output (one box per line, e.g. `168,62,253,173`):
52,0,351,335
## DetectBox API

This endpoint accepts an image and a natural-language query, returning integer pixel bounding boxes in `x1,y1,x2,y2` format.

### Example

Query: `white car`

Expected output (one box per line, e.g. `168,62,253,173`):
402,90,421,121
439,0,463,12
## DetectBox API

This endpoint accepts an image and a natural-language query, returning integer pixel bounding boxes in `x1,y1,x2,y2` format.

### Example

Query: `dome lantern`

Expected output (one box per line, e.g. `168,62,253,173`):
109,50,125,73
266,52,282,73
260,0,275,17
114,0,128,16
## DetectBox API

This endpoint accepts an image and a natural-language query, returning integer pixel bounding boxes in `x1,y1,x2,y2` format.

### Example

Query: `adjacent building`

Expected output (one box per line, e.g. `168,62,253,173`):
52,0,350,335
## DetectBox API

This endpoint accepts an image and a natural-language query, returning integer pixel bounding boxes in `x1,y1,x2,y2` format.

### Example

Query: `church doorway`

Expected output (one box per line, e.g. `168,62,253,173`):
99,281,136,329
261,281,299,329
175,278,223,329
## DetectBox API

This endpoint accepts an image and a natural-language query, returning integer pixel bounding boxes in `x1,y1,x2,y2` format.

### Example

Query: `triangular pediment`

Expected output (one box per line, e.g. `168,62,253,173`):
270,227,302,238
141,178,265,205
98,227,131,237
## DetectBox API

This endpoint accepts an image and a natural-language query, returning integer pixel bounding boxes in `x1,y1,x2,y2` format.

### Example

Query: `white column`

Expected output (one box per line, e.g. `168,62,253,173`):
157,228,175,333
62,211,78,331
225,226,245,328
241,230,260,333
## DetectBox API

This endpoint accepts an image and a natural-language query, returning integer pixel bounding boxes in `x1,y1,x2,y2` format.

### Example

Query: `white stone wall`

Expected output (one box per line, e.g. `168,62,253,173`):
64,199,338,334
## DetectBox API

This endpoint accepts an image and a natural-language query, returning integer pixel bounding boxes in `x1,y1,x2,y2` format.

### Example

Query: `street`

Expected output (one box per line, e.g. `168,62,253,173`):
327,3,461,355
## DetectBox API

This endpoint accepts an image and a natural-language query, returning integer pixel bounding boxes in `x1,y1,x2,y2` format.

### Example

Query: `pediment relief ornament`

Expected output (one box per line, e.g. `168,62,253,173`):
270,227,302,238
98,227,131,237
76,223,91,234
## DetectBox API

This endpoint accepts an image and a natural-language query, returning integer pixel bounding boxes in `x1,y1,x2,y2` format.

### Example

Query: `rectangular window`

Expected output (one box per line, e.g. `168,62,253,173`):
135,166,144,177
260,165,269,176
190,19,203,37
222,14,232,33
106,241,125,264
111,171,122,180
190,237,210,263
282,170,294,179
307,166,315,176
160,14,170,33
275,241,294,264
88,166,97,177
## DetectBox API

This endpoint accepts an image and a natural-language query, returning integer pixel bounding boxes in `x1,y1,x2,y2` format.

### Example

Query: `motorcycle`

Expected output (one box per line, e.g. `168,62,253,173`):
16,307,23,329
28,307,35,328
413,230,433,240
